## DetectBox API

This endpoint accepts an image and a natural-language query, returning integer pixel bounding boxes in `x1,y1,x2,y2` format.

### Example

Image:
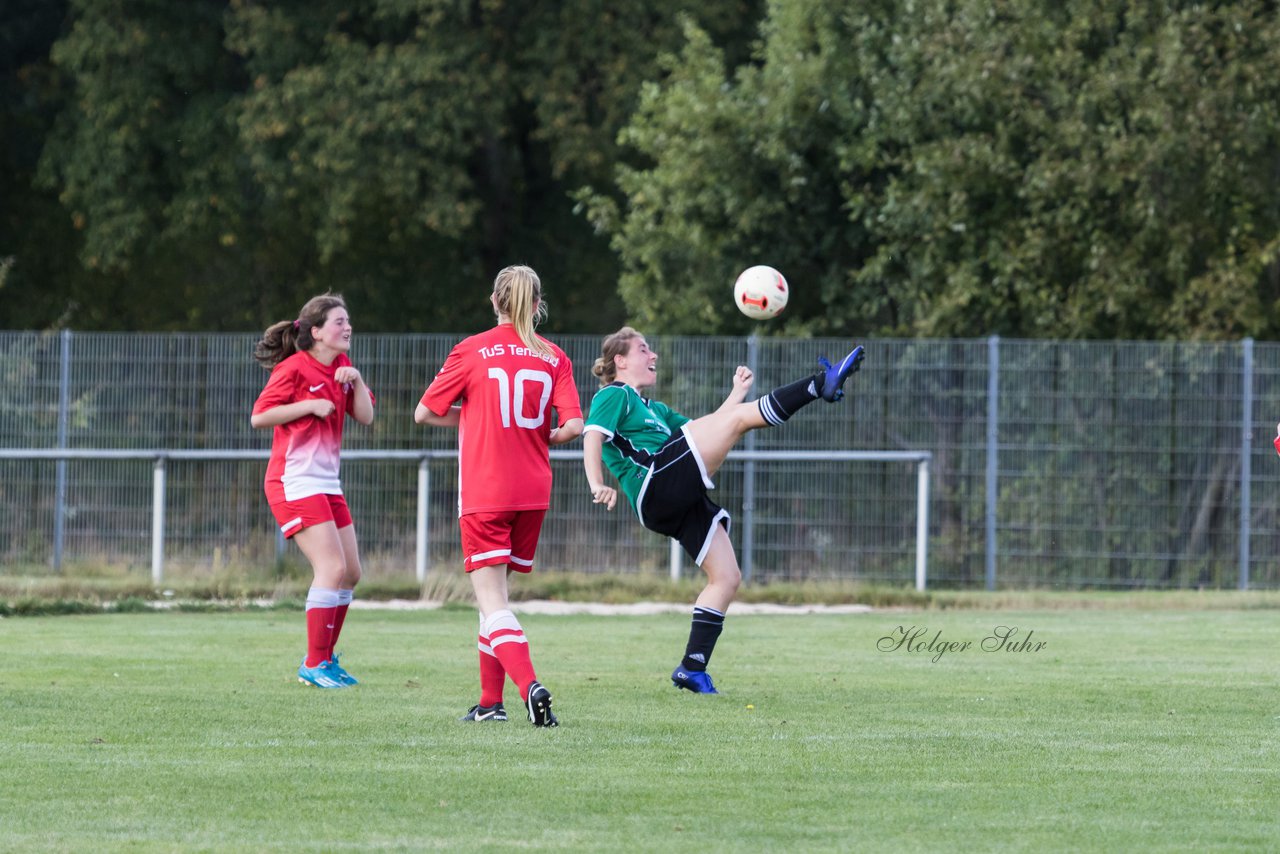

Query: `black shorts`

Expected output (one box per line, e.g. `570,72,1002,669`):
637,428,731,565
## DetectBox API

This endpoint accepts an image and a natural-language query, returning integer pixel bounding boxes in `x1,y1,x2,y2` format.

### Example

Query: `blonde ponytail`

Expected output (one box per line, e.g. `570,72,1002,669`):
493,265,552,357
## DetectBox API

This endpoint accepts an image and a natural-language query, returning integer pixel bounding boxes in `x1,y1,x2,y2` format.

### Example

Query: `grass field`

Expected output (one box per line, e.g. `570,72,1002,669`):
2,605,1278,852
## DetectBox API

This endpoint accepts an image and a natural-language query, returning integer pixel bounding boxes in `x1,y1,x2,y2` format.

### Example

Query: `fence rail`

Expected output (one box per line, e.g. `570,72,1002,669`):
0,448,932,589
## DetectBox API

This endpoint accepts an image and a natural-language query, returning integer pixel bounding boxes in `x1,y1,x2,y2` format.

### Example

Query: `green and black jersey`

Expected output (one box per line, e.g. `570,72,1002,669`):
584,382,689,514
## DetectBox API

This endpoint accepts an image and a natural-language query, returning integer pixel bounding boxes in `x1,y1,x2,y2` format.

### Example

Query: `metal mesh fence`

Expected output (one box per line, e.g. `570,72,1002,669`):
2,330,1279,589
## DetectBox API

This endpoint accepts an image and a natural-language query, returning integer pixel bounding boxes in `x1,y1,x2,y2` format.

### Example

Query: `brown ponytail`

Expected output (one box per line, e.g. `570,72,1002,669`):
254,293,348,368
591,326,642,386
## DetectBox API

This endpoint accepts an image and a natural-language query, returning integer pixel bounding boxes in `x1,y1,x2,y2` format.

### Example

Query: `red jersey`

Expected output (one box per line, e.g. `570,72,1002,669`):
252,351,373,504
420,325,582,516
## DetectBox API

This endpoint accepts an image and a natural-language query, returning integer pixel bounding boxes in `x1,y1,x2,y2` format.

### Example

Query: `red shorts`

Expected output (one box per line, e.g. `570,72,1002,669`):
269,493,353,538
459,510,547,573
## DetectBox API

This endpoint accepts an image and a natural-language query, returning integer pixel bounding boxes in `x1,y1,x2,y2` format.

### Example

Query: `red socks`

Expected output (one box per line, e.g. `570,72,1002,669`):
484,610,536,700
304,586,340,667
327,588,354,661
478,628,507,707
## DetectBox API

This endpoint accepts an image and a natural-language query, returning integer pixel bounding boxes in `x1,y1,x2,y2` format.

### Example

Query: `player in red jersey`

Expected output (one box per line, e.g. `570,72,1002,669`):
252,294,375,689
415,265,583,726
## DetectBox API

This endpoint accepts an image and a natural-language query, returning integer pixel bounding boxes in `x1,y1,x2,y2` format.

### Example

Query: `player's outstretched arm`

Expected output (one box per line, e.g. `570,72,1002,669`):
582,430,617,511
713,366,754,415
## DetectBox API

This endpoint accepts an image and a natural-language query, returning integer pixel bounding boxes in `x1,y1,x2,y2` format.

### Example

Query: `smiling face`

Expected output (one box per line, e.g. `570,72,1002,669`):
615,335,658,390
310,307,352,360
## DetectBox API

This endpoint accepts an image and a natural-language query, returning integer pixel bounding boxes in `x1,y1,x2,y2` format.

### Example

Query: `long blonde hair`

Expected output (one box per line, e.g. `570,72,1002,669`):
591,326,642,386
253,293,347,368
493,265,552,357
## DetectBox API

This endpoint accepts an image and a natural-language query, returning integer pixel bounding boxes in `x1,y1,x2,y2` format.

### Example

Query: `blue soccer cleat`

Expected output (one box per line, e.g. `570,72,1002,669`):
327,653,358,686
298,658,345,689
818,344,865,402
671,665,719,694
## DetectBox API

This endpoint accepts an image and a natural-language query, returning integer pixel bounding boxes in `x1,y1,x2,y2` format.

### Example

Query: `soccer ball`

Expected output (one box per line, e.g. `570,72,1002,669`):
733,265,789,320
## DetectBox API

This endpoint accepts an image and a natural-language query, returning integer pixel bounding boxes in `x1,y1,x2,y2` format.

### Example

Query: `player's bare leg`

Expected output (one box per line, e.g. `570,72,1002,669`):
694,524,741,613
468,564,556,725
682,404,766,478
292,522,349,687
673,525,739,695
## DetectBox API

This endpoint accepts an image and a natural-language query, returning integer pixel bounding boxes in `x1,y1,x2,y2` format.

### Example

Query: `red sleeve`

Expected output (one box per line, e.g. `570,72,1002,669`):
552,351,583,422
420,344,469,416
252,361,298,415
1273,433,1280,458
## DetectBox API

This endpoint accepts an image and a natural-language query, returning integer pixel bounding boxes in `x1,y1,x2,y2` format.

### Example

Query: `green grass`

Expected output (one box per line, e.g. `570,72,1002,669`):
2,608,1278,852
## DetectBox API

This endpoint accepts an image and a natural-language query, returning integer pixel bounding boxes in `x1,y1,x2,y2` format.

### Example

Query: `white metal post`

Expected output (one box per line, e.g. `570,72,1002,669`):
916,458,930,591
416,457,430,583
1239,337,1253,591
151,456,166,585
669,538,683,582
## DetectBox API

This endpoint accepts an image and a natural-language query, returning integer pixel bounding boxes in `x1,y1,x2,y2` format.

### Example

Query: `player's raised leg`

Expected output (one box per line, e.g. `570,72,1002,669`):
683,351,858,477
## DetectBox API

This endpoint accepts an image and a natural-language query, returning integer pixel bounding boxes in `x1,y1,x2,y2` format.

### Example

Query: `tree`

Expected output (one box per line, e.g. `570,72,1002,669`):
13,0,763,333
591,0,1280,340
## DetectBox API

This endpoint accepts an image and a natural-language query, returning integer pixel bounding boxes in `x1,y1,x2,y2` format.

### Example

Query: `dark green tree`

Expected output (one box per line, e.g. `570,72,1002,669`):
11,0,762,333
591,0,1280,340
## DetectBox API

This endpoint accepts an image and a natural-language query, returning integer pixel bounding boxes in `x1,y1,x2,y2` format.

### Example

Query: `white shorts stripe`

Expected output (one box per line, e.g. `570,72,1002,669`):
680,425,715,489
694,508,732,566
508,554,534,567
468,547,512,564
280,517,303,534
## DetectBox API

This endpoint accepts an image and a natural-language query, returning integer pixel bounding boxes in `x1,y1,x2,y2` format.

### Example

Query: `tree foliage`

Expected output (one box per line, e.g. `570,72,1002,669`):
6,0,761,332
591,0,1280,339
5,1,1280,339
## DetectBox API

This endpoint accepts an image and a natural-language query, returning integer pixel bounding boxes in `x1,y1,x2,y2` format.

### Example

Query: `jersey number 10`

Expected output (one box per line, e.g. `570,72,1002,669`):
487,368,554,429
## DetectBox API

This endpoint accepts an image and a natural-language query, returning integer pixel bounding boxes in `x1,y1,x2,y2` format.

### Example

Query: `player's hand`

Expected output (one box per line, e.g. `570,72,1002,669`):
311,398,337,418
334,366,362,386
590,484,617,511
733,365,754,394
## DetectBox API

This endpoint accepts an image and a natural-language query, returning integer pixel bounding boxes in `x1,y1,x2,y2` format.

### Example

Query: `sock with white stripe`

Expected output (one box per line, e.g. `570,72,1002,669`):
757,374,822,426
328,587,354,660
477,613,506,707
304,586,340,667
681,606,725,672
484,609,538,700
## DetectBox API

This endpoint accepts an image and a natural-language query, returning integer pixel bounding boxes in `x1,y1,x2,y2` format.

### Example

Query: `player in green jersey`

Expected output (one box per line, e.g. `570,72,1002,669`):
583,326,863,694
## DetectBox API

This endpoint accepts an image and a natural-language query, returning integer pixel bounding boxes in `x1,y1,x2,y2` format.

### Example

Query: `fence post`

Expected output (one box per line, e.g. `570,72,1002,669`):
151,456,166,585
985,335,1000,591
416,457,430,583
741,332,760,583
916,458,930,591
1240,338,1254,590
53,328,71,572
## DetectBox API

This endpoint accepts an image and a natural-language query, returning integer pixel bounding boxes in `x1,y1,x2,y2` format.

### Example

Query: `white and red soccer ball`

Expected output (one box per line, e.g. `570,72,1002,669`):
733,265,789,320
